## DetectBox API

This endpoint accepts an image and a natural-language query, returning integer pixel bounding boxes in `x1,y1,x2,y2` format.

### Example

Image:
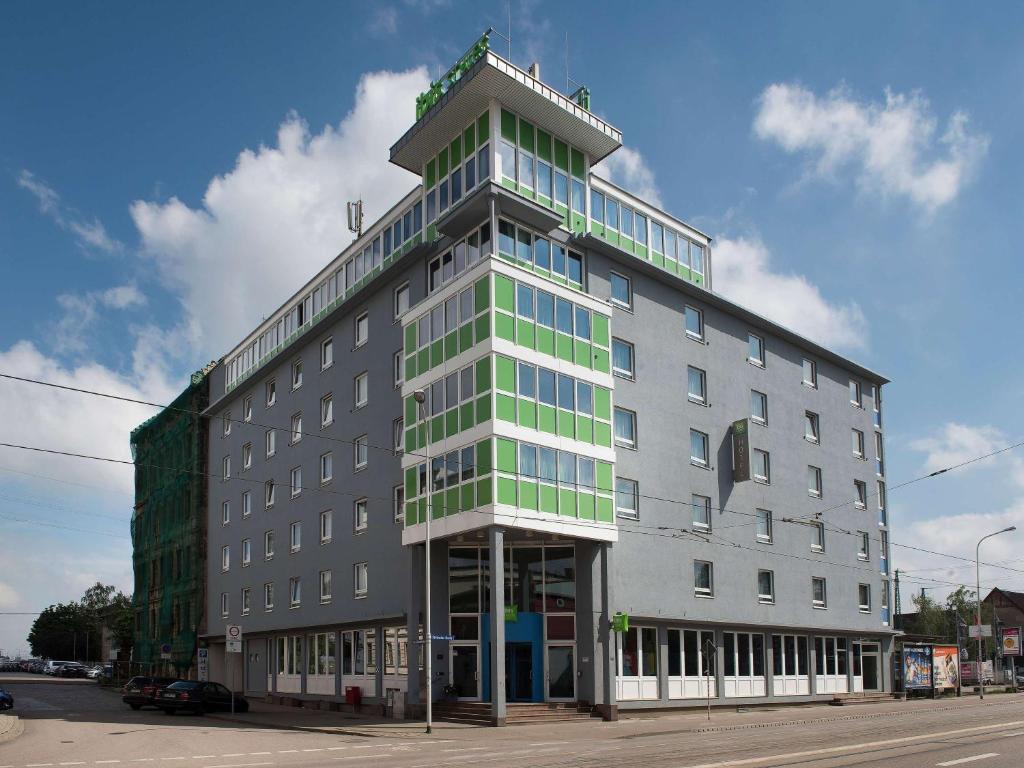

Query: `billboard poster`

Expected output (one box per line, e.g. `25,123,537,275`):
932,645,960,690
1001,627,1021,657
961,660,994,683
903,645,933,690
732,419,750,482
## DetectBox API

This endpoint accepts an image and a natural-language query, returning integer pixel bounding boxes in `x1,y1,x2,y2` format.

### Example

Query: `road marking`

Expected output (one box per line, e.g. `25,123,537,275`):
275,753,298,755
529,741,569,746
59,762,86,766
246,755,271,757
676,721,1024,768
130,760,154,763
352,745,391,750
26,763,54,767
937,756,999,767
331,757,390,762
218,756,245,759
96,762,121,765
160,759,186,762
441,748,488,753
191,759,216,761
202,763,274,768
324,748,347,752
300,750,323,753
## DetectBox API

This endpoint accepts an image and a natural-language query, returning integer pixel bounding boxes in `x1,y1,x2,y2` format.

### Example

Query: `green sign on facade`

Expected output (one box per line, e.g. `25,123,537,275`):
612,612,629,633
415,32,490,120
504,604,518,622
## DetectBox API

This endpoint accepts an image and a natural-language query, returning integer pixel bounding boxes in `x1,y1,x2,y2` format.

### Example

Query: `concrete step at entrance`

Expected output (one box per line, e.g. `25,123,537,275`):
433,701,596,725
829,691,898,706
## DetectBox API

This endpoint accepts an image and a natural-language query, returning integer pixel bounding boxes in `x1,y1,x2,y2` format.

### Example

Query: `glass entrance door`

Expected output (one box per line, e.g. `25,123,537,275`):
451,644,479,700
546,644,575,700
861,642,880,691
505,642,533,701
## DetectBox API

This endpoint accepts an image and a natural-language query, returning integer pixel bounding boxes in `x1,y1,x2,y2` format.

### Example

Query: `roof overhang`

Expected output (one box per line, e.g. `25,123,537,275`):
391,50,622,174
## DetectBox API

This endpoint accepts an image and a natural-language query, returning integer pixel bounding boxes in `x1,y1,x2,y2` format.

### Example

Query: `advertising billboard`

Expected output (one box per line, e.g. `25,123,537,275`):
732,419,750,482
1001,627,1021,657
903,645,933,690
932,645,959,690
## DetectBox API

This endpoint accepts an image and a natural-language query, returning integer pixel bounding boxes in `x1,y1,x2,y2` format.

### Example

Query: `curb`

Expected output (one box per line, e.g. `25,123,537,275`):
0,714,24,744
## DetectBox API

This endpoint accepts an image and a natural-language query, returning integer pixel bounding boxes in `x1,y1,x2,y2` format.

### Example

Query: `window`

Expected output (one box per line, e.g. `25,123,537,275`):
748,333,765,366
354,562,368,597
852,429,865,458
690,429,709,467
265,429,276,458
850,379,862,407
266,379,277,407
243,396,253,422
878,480,888,526
290,466,302,497
875,432,885,476
320,452,333,484
355,312,369,346
289,521,301,552
394,418,404,453
812,577,827,608
684,305,703,340
805,411,820,443
802,358,817,388
221,500,230,526
291,359,303,389
872,385,882,428
354,498,368,532
242,442,252,470
610,272,632,309
858,531,870,560
321,337,334,370
614,408,637,449
220,592,228,617
289,577,301,608
758,570,774,604
751,390,767,424
394,283,410,318
222,411,231,437
221,545,230,572
265,480,275,508
881,530,890,574
320,510,333,543
755,508,773,543
691,494,711,531
320,570,332,603
264,582,274,611
612,338,634,379
242,490,252,517
615,477,639,519
319,394,333,428
753,449,770,484
241,588,251,616
394,350,404,387
859,584,871,613
811,522,825,552
222,455,231,480
264,530,275,560
688,367,707,404
694,561,713,597
854,480,868,508
393,484,405,524
354,372,368,408
354,435,368,470
241,538,251,566
290,413,302,444
808,465,822,498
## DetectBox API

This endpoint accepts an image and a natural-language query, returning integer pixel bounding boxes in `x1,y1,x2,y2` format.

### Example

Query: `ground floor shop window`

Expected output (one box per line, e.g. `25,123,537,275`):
723,631,766,698
275,635,303,694
306,632,336,695
771,634,809,696
341,629,377,697
667,628,715,699
814,636,849,693
617,626,658,701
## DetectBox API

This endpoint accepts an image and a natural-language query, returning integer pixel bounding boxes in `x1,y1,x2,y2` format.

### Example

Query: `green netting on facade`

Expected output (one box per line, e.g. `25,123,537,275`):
130,366,211,677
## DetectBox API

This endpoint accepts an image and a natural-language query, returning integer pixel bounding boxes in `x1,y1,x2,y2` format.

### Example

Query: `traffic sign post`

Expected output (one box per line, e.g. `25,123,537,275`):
225,625,242,714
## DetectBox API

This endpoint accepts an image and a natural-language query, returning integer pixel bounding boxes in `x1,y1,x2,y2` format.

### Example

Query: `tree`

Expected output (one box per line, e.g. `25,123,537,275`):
27,583,134,661
908,593,950,639
27,602,92,660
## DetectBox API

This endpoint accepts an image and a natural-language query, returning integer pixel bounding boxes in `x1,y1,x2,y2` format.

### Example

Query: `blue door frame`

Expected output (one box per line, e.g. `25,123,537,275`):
480,612,545,702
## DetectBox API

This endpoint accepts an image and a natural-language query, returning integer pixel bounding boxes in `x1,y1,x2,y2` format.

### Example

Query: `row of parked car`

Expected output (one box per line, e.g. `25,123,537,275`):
16,659,113,678
122,676,249,715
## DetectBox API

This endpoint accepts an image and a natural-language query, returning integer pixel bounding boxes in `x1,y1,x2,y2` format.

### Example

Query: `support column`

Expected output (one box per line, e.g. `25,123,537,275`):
406,544,423,717
599,542,617,720
375,625,386,705
489,527,506,726
765,633,775,699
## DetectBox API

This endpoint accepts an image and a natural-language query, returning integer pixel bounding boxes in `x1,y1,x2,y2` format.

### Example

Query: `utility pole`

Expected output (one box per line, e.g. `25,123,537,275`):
976,526,1016,699
413,389,432,733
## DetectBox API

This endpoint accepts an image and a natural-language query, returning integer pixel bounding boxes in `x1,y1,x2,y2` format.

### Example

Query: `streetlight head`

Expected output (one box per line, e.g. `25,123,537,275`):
413,389,426,404
1006,526,1017,533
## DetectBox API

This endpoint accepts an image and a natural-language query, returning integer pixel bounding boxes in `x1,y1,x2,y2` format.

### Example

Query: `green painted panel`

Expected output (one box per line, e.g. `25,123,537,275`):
595,421,612,448
517,319,536,349
405,427,418,453
461,482,475,513
539,484,557,514
518,118,534,152
475,392,491,423
459,323,473,353
558,409,575,439
496,437,517,472
537,194,552,208
444,331,458,361
475,275,490,313
425,158,437,189
590,222,605,238
591,314,609,348
500,108,517,141
497,476,517,506
620,236,633,253
501,177,517,192
578,492,595,520
518,398,537,429
558,488,577,517
476,438,492,474
417,348,429,374
574,340,592,368
570,147,585,178
445,408,459,437
494,274,515,311
446,487,460,516
475,357,491,393
538,404,557,434
431,491,445,519
653,252,665,269
602,229,618,247
537,129,552,161
464,125,475,154
594,387,611,420
477,111,489,144
593,348,610,375
427,223,438,242
405,396,417,423
406,503,418,527
404,324,417,354
495,312,515,341
595,461,612,493
571,213,586,234
431,415,444,443
460,402,474,431
576,415,593,444
495,393,516,423
477,476,493,506
518,479,538,511
536,326,555,356
417,423,427,450
556,332,573,362
554,139,569,171
636,245,648,260
450,135,461,166
475,312,490,341
438,147,449,176
596,496,614,523
430,339,443,368
405,466,417,497
495,355,516,393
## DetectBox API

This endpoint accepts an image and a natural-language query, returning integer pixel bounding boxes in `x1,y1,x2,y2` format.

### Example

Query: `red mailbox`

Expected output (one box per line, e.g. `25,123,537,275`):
345,686,362,705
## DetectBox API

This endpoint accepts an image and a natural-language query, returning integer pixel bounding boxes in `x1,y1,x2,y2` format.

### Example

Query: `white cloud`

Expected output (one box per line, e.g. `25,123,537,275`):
753,83,988,213
712,236,868,351
593,147,663,209
0,582,18,611
368,6,398,36
18,170,124,254
910,423,1024,488
130,67,429,360
53,283,147,355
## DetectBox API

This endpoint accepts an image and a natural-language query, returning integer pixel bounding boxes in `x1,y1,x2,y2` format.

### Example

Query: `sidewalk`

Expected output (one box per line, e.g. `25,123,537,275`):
0,714,24,744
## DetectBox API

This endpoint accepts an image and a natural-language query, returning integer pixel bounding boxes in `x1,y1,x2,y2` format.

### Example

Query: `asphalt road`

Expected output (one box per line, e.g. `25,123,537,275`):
2,675,1024,768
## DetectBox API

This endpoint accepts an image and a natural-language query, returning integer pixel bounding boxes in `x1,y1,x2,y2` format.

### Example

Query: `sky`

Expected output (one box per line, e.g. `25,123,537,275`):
2,0,1024,655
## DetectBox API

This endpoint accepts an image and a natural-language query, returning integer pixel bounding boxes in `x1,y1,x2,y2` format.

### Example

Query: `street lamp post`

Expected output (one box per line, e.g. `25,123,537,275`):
976,526,1016,699
413,389,432,733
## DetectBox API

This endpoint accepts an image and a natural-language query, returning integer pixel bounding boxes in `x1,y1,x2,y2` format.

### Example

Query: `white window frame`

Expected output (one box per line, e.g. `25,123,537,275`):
857,531,870,561
748,333,765,367
263,582,274,611
808,465,822,498
354,497,368,533
355,312,369,347
850,379,862,407
265,429,276,458
688,366,707,405
394,350,404,387
320,452,333,484
289,576,301,608
854,480,868,509
393,484,405,524
321,394,333,427
757,570,774,604
694,560,714,598
858,583,871,613
241,538,251,567
753,449,770,484
243,396,253,422
802,358,817,388
222,411,231,437
755,508,773,543
614,407,637,449
615,477,639,520
609,270,632,310
264,530,275,560
354,371,368,408
290,466,302,498
242,490,252,517
320,570,332,604
266,379,277,407
264,479,275,509
221,500,230,526
691,494,711,532
242,442,252,470
852,428,865,458
690,429,709,468
394,283,410,319
684,305,704,341
805,411,820,443
812,577,827,609
290,413,303,444
354,562,368,598
220,592,229,618
289,521,301,553
291,358,303,390
354,434,368,470
241,587,251,616
811,522,825,552
751,390,768,424
320,337,334,370
221,545,230,572
320,509,333,543
394,417,404,453
222,455,231,480
611,337,635,380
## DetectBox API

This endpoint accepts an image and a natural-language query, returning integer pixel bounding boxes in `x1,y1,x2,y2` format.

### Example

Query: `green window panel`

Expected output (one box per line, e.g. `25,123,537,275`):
417,423,428,450
537,194,552,209
539,484,558,514
635,245,648,260
427,223,438,242
537,129,552,161
594,387,611,420
494,274,515,311
576,415,594,444
405,466,417,497
444,332,458,361
431,415,444,443
500,108,517,141
496,437,517,473
475,357,491,393
519,118,535,152
517,319,536,349
477,438,493,474
445,408,459,437
477,111,490,145
405,502,418,527
475,312,490,342
578,492,596,520
450,135,462,166
497,476,517,506
404,324,417,354
571,213,586,235
461,482,475,513
570,148,585,179
446,487,460,516
556,332,573,362
416,349,429,376
652,252,665,269
475,392,492,423
474,275,490,313
431,492,445,519
538,404,557,434
495,312,515,342
557,409,575,439
405,396,417,424
460,402,475,431
501,177,517,192
595,461,613,493
596,496,614,523
593,348,610,375
519,479,539,510
495,355,516,393
518,398,537,429
477,476,493,506
438,147,449,176
459,323,474,353
554,138,569,171
463,126,475,155
594,421,612,448
425,158,437,190
405,427,418,453
536,326,555,356
495,393,516,423
592,314,609,348
430,339,443,368
574,340,592,368
558,488,577,517
590,222,605,239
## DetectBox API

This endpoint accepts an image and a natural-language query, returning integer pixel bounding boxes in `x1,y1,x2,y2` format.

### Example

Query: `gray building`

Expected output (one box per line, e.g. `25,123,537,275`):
200,33,894,722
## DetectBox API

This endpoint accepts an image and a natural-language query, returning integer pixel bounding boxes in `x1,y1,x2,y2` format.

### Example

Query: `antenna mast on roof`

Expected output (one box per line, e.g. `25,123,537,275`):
346,200,364,239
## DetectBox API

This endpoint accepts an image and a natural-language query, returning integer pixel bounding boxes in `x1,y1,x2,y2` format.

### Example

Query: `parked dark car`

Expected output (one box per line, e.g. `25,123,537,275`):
56,663,88,678
122,676,178,710
0,688,13,710
157,681,248,715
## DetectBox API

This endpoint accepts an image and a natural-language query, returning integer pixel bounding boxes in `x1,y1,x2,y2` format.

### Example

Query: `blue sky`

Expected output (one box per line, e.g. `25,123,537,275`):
2,1,1023,654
